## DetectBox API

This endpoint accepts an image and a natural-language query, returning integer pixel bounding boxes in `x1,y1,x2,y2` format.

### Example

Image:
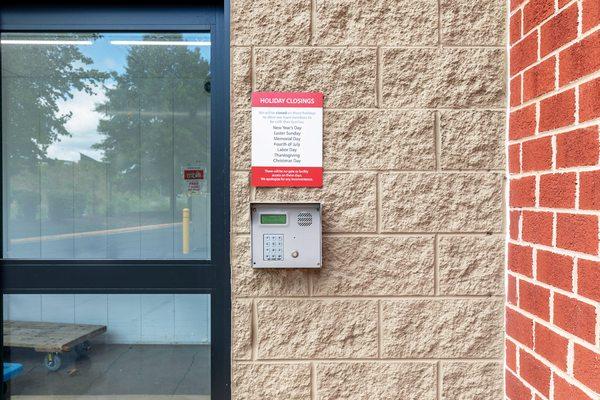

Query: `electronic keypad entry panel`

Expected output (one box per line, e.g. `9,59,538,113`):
251,202,322,268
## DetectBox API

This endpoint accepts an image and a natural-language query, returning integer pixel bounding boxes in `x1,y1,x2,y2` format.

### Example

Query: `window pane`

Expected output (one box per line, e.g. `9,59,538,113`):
3,293,211,398
1,32,211,259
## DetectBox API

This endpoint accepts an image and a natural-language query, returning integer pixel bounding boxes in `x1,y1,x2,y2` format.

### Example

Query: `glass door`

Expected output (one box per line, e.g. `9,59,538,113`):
3,293,212,398
1,8,230,400
2,32,212,261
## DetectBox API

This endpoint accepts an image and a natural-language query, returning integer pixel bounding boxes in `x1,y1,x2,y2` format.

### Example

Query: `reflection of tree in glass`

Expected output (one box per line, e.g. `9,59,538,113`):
2,35,107,164
2,37,107,225
94,34,210,221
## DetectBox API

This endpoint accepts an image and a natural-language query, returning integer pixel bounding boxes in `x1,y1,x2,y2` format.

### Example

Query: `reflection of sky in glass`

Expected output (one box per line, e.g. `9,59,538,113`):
47,33,211,162
80,33,211,75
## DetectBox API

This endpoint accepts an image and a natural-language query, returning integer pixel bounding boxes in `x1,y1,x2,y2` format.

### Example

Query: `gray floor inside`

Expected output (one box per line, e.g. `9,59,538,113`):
6,344,210,396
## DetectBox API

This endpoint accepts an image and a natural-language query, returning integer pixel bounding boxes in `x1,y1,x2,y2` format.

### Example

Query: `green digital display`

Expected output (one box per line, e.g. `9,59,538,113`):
260,214,287,225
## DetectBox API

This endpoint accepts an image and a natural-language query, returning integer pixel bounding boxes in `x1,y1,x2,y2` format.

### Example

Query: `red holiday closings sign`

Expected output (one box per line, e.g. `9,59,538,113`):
251,92,323,187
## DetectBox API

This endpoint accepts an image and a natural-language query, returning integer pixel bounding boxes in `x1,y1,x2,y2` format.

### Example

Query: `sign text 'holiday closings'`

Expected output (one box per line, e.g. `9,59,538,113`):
251,92,323,187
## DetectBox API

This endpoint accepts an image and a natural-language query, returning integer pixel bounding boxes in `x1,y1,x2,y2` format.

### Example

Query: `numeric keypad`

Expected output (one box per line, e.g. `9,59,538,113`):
263,234,284,261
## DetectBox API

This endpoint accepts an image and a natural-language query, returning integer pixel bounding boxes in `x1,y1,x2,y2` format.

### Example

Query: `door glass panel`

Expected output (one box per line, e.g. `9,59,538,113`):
3,293,211,398
1,32,211,259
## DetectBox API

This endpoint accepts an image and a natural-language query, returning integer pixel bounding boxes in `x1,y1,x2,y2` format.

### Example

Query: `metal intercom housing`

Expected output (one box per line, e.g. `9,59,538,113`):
250,202,322,269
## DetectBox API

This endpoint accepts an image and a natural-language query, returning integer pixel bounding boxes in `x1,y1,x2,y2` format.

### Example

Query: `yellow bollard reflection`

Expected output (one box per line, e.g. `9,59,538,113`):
182,208,190,254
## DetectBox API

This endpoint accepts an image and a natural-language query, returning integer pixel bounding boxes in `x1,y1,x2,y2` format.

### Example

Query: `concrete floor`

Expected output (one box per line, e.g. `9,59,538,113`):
6,344,210,398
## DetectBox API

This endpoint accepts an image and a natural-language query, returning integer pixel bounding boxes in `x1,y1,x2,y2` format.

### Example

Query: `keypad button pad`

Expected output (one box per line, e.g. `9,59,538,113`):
263,234,284,261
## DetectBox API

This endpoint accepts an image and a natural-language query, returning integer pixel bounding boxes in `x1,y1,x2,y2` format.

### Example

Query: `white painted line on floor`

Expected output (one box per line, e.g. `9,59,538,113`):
10,222,183,244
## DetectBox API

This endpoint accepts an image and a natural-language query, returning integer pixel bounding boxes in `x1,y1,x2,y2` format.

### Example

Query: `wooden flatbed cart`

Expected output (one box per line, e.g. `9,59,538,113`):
3,320,107,371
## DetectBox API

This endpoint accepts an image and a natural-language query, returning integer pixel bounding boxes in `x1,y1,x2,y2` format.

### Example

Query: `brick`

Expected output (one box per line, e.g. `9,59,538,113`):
510,75,522,107
231,48,252,109
382,48,504,108
510,10,522,45
579,77,600,122
382,299,503,358
232,299,252,360
510,210,521,240
534,323,568,370
438,236,504,296
518,279,550,320
553,293,597,343
506,307,534,346
441,362,503,399
380,173,502,233
523,57,556,101
556,213,598,255
536,250,573,291
510,104,537,139
539,172,576,208
506,339,517,371
317,362,436,400
578,259,600,302
559,30,600,86
580,171,600,211
440,110,504,170
522,136,552,172
554,374,595,400
508,144,521,174
510,176,536,207
506,369,532,400
540,4,579,57
574,344,600,393
510,0,527,11
556,127,599,168
508,273,518,305
523,0,554,33
316,0,438,46
255,48,377,108
441,0,505,46
539,89,576,132
232,363,311,400
522,211,553,246
232,172,251,233
314,236,434,296
231,0,311,45
257,299,378,359
511,31,539,76
520,349,552,397
231,110,251,169
583,0,600,32
324,110,436,170
508,243,533,277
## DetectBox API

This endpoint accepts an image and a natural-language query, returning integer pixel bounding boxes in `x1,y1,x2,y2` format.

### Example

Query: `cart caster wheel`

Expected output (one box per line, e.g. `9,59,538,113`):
44,353,62,371
75,341,92,356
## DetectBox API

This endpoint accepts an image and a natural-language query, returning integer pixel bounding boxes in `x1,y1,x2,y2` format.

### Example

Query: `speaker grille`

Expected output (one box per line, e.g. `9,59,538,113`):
297,212,313,227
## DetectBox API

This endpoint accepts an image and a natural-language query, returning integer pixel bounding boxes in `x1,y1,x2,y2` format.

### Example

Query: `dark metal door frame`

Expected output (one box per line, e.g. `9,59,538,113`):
0,6,231,399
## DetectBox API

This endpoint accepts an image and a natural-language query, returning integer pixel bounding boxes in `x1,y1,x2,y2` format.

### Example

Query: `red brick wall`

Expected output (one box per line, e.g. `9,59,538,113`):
507,0,600,398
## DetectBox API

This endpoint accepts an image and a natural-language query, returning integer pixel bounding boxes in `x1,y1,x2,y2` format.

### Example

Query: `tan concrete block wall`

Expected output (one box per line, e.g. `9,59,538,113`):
230,0,506,398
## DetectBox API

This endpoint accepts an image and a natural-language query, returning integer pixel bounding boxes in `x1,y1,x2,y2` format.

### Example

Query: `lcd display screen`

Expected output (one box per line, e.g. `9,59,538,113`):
260,214,287,224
